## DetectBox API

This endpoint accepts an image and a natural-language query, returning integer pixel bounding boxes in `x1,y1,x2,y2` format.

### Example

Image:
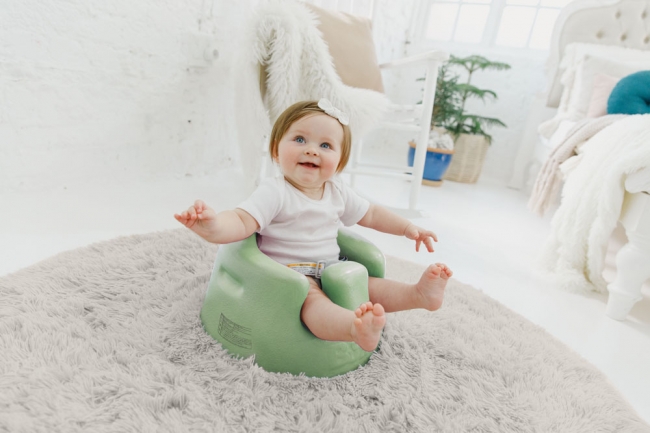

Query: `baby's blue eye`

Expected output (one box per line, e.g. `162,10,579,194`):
320,143,331,149
295,136,305,143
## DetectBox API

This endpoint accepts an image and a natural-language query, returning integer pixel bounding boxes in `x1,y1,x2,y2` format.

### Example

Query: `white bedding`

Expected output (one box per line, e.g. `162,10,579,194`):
547,119,577,150
541,115,650,294
539,42,650,139
529,115,624,215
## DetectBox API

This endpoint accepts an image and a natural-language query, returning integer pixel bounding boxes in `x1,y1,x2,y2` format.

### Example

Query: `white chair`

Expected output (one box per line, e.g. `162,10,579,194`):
346,51,449,210
255,0,448,210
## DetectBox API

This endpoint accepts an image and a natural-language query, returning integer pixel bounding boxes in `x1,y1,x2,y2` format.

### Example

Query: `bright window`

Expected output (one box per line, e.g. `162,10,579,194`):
456,4,491,43
422,0,574,50
495,6,538,47
425,0,491,43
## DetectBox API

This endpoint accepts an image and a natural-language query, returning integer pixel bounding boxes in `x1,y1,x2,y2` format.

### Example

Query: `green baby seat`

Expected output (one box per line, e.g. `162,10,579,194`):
200,228,385,378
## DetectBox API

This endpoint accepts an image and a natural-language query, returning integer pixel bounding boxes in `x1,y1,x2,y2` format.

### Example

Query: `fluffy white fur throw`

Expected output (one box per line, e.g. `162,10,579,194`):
233,0,389,193
541,114,650,293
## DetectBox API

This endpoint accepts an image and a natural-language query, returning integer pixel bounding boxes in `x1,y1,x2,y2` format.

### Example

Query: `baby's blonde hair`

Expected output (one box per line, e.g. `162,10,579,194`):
269,101,352,173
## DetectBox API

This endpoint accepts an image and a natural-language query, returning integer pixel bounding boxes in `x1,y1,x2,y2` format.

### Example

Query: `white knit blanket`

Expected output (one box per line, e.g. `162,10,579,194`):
528,115,626,216
541,114,650,294
232,0,389,193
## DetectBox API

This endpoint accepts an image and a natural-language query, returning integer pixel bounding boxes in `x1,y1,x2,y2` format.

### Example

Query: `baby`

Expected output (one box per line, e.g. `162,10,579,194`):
175,99,452,352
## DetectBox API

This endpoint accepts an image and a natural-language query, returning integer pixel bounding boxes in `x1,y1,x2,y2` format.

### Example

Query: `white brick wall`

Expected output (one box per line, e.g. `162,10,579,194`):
0,0,240,192
0,0,549,192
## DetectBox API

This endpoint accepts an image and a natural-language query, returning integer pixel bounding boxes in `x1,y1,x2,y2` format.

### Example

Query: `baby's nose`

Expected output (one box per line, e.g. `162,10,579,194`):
304,146,319,155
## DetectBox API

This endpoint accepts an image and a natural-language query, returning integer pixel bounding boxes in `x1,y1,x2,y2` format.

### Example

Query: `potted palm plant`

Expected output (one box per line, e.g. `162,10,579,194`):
419,54,511,183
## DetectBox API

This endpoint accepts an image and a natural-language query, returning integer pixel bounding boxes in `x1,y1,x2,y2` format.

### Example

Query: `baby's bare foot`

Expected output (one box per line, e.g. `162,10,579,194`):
350,301,386,352
415,263,452,311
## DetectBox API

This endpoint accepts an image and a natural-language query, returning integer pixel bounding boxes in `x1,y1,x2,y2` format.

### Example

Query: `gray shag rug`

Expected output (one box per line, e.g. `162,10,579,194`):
1,229,648,433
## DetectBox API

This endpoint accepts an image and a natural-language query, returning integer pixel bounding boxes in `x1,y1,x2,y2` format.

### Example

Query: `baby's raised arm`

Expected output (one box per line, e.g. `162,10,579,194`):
357,204,438,252
174,200,259,244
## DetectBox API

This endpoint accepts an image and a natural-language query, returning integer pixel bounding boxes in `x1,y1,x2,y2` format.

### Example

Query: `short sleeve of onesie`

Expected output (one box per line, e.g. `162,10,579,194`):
236,177,284,231
332,178,370,226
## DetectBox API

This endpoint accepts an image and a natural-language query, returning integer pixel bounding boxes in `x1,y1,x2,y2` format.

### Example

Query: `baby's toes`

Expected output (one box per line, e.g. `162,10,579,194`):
371,304,386,328
437,263,453,279
428,265,442,277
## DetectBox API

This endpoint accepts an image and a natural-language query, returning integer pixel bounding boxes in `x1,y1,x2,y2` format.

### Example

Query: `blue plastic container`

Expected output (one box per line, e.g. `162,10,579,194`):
407,143,454,181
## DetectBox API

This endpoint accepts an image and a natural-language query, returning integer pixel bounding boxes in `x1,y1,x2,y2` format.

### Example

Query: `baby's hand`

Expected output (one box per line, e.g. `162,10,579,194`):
174,199,217,230
404,224,438,252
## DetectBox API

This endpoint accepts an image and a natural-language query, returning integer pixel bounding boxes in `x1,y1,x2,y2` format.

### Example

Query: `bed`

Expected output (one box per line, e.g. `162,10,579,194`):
530,0,650,320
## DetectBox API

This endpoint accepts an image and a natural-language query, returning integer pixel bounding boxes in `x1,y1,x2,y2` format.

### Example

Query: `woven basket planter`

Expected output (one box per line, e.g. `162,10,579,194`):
442,133,489,184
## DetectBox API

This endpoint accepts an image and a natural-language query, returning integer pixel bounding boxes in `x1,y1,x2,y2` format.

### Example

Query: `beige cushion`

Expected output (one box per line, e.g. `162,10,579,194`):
305,3,384,93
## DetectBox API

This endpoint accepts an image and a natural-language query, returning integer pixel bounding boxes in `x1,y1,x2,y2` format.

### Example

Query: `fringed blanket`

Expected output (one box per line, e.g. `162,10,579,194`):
541,114,650,293
232,0,389,194
528,115,626,216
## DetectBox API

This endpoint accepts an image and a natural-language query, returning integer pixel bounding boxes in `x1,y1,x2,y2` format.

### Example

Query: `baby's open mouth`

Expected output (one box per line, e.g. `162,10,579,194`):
299,162,319,168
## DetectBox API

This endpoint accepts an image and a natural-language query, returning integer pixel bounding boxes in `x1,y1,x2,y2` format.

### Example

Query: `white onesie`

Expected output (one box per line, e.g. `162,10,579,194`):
237,176,370,266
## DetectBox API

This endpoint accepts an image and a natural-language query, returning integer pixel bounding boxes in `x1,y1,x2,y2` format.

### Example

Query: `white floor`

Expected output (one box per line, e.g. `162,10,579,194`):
2,168,649,424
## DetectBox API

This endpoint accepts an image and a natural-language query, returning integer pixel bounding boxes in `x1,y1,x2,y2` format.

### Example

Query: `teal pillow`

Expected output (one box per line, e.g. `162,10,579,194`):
607,70,650,115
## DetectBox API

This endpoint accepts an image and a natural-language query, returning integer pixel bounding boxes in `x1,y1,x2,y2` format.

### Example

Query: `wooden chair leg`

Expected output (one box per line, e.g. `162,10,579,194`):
409,60,440,210
409,138,426,210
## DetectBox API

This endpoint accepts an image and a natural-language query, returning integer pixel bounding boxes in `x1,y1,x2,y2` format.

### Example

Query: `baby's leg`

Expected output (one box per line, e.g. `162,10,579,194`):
368,263,452,312
300,277,385,352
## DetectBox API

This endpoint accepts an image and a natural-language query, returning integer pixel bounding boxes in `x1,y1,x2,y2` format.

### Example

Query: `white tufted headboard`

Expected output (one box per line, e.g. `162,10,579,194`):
546,0,650,107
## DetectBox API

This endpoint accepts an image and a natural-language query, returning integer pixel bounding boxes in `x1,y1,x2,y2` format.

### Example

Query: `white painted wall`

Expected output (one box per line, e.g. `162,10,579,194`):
0,0,242,193
0,0,550,193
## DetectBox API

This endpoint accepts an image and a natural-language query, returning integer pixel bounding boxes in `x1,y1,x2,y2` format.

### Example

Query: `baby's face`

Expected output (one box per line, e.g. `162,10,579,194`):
275,113,343,194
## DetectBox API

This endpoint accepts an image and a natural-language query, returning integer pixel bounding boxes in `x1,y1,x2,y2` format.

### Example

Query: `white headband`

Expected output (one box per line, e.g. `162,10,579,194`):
317,98,349,125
